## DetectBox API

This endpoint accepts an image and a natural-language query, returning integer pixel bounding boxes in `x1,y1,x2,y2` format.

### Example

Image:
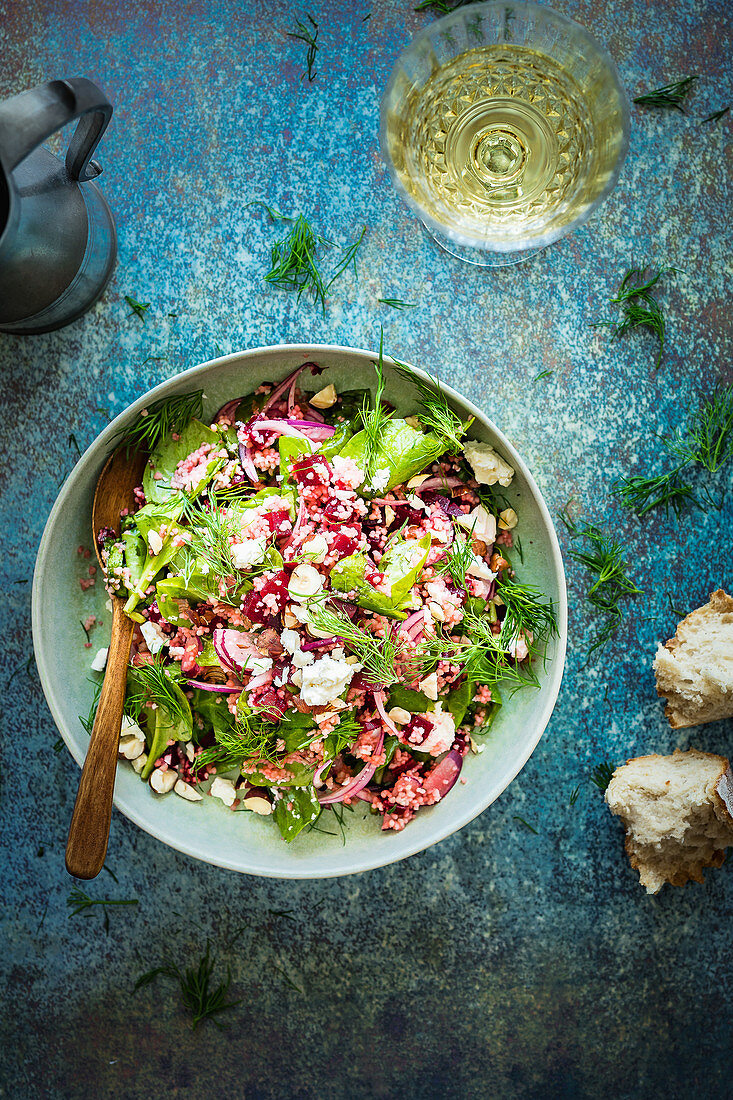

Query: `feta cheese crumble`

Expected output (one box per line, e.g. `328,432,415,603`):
231,536,268,570
463,440,515,487
299,652,361,706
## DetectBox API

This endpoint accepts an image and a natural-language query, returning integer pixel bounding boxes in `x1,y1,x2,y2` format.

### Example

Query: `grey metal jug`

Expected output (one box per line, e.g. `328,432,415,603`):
0,77,116,334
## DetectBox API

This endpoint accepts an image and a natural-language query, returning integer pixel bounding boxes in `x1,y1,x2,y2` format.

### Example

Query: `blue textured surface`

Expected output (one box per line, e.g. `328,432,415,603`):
1,1,732,1097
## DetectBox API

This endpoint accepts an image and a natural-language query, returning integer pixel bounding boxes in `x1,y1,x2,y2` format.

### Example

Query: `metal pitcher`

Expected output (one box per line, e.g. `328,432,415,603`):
0,77,116,335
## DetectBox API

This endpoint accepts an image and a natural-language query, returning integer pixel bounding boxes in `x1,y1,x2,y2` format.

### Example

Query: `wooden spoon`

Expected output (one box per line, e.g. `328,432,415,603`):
65,446,147,879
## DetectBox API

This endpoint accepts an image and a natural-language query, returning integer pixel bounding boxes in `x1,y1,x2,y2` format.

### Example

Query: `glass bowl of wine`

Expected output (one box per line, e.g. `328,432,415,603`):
380,1,629,266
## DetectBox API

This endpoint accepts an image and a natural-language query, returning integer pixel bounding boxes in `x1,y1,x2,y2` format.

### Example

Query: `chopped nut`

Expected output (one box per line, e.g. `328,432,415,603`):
210,777,237,806
419,672,439,701
301,534,328,563
119,734,145,760
185,741,195,762
384,504,396,526
407,473,429,489
428,601,446,622
174,779,203,802
150,767,177,794
242,795,273,815
344,655,361,665
309,383,337,409
288,563,324,601
131,753,148,774
498,507,518,531
405,415,421,429
388,706,411,725
283,608,299,628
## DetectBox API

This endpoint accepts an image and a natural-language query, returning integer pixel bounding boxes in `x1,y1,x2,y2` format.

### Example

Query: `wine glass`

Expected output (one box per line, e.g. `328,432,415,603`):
380,1,629,266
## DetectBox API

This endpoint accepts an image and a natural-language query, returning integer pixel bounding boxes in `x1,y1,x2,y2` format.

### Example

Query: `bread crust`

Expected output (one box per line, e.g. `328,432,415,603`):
654,588,733,729
610,749,733,891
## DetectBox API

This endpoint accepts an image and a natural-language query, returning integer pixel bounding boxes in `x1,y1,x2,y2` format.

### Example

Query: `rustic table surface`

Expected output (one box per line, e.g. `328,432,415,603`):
1,1,731,1097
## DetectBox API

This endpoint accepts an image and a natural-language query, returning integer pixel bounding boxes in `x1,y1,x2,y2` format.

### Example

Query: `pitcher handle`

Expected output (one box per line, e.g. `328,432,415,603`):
0,77,112,181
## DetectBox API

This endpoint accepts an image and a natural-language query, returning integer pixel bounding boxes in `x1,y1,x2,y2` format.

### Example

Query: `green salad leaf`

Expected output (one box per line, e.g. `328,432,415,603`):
273,786,322,842
143,419,223,504
338,418,443,492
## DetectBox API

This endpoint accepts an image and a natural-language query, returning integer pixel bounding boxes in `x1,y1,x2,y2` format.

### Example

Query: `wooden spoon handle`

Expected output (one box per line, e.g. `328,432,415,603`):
65,602,135,879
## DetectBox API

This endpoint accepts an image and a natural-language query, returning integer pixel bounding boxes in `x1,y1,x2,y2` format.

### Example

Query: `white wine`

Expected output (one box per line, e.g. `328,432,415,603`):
388,45,600,240
380,4,628,261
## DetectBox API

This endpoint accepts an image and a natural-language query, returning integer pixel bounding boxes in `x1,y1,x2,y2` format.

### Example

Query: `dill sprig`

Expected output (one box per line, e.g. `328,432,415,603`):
288,13,319,82
359,330,393,479
79,675,104,735
633,76,697,112
111,389,204,455
420,582,556,692
590,761,616,791
265,214,330,312
560,510,641,656
135,944,241,1030
67,886,138,934
393,359,473,455
436,532,476,590
179,492,261,588
613,466,695,517
124,294,150,321
702,106,730,124
125,660,189,727
307,602,408,687
613,385,733,516
569,784,581,806
196,709,279,772
598,266,673,371
246,200,290,222
513,815,538,834
497,577,558,650
379,298,417,310
262,215,366,314
328,225,367,289
415,0,474,12
666,384,733,473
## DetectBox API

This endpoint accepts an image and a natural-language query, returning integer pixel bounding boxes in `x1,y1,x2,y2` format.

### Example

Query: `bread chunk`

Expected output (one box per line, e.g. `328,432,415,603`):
606,749,733,893
653,589,733,729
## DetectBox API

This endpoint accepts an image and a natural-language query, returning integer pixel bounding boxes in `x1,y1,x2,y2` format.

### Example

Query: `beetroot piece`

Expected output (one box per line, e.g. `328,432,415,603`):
423,750,463,799
242,571,290,625
255,688,286,720
327,530,362,558
291,453,331,487
264,508,292,533
402,714,433,746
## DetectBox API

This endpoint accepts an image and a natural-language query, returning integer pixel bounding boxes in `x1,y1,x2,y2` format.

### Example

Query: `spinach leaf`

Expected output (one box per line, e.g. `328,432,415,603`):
190,689,235,741
248,761,315,788
278,436,311,482
338,418,443,492
278,711,317,753
446,680,472,727
380,532,431,609
329,552,408,620
143,419,223,504
386,685,432,712
273,786,322,842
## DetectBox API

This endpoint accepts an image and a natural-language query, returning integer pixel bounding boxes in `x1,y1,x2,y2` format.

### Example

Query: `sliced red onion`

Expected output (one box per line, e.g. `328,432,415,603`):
313,759,331,787
423,749,463,800
285,419,336,439
262,363,315,416
185,679,242,693
411,477,464,492
287,374,299,416
373,691,400,738
300,636,337,651
214,397,242,424
305,403,325,423
237,435,260,484
319,738,384,805
213,627,260,673
250,418,310,441
244,670,274,692
400,610,424,634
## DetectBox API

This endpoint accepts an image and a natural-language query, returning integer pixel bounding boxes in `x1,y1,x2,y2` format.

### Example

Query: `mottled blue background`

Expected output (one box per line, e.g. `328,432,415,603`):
1,1,732,1097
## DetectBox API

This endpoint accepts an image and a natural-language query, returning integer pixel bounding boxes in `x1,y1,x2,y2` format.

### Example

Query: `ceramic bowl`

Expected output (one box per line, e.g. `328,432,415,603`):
32,344,566,878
